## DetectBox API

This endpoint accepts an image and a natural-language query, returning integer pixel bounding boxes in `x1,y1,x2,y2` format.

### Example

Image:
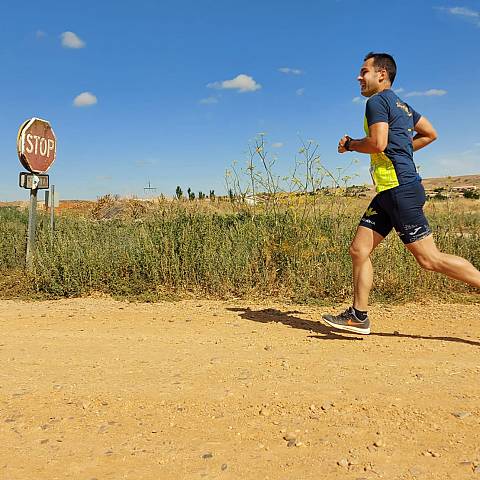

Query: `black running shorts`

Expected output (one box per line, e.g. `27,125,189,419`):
359,181,432,244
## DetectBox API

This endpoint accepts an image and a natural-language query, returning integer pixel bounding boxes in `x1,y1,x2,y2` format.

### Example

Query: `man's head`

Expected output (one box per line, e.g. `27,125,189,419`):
358,52,397,97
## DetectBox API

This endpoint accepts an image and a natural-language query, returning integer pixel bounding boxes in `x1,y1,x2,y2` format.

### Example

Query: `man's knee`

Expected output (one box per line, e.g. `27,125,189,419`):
414,252,441,272
349,242,371,261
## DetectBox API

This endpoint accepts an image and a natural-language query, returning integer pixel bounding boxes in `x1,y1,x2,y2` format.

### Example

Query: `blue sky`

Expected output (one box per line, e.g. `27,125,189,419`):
1,0,479,200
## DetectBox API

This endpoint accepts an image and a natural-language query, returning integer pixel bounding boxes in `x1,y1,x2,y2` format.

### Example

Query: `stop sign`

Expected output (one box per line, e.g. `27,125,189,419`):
17,118,56,173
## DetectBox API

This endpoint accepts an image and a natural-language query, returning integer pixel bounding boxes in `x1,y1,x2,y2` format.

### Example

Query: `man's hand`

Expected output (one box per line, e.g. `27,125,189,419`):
339,123,388,155
413,116,437,152
338,135,350,153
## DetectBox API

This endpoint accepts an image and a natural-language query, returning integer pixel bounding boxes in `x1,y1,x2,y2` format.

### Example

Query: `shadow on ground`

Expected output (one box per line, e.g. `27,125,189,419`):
227,307,480,347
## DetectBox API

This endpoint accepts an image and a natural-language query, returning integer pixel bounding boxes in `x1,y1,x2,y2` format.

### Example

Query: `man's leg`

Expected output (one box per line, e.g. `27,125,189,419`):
406,234,480,288
350,226,386,311
321,225,386,334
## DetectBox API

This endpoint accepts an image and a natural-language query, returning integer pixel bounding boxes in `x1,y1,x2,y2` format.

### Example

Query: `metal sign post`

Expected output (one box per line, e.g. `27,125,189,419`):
50,184,55,232
26,184,39,271
21,173,49,270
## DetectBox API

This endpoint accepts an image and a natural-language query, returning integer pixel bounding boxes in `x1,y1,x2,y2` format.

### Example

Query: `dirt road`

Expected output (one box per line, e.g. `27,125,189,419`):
0,298,478,479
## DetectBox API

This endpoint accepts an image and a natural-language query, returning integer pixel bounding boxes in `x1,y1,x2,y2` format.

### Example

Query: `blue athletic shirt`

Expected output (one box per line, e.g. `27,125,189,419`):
364,89,422,192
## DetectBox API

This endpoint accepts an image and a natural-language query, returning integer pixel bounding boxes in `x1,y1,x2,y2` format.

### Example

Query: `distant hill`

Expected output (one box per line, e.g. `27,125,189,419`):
361,174,480,197
421,174,480,191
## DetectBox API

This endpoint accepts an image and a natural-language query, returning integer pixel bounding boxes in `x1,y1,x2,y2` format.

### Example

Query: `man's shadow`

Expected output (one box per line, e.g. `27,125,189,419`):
227,307,480,346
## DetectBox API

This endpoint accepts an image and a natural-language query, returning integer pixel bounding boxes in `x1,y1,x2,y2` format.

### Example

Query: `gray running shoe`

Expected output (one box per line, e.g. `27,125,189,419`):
322,307,370,334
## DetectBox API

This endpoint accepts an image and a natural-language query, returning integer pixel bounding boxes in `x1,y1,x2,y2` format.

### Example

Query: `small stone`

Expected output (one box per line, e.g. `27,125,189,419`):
474,466,480,474
40,439,49,444
452,411,471,419
409,466,422,476
374,439,385,448
283,432,296,441
264,345,272,351
393,330,400,335
259,408,271,417
202,452,213,459
104,449,113,455
221,464,227,471
337,458,349,468
287,440,296,447
321,403,332,412
295,441,303,447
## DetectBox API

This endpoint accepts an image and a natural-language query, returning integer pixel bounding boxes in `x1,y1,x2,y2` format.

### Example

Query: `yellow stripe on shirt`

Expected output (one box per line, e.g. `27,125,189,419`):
364,116,399,192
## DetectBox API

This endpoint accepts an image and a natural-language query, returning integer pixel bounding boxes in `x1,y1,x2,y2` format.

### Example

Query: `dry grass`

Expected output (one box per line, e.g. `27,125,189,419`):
0,192,478,303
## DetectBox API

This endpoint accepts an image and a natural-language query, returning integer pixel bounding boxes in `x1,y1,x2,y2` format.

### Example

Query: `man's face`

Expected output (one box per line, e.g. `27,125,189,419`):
357,58,386,97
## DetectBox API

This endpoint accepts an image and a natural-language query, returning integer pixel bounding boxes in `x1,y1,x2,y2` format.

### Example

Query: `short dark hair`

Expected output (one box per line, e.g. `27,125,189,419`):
364,52,397,85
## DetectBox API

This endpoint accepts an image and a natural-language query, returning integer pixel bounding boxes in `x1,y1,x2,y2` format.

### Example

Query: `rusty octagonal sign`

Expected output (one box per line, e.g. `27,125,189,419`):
17,117,57,173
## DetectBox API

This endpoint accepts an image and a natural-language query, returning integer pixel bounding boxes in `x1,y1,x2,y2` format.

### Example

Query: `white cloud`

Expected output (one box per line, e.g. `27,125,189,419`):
207,74,261,93
449,6,479,17
272,142,284,148
36,30,46,39
405,89,447,97
352,96,367,104
393,87,404,93
436,6,480,26
199,96,219,104
296,88,305,96
73,92,97,107
61,31,86,49
135,159,157,167
423,150,480,177
279,67,303,75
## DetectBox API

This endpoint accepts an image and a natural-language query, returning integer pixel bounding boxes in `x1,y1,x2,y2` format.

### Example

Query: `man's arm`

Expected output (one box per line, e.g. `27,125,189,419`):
338,122,388,154
412,116,437,152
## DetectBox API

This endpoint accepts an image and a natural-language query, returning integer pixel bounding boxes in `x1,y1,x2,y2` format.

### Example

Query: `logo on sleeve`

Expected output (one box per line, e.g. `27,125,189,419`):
396,100,412,117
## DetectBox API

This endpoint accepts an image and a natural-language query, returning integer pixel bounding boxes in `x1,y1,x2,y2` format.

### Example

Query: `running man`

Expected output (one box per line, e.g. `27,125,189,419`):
322,52,480,335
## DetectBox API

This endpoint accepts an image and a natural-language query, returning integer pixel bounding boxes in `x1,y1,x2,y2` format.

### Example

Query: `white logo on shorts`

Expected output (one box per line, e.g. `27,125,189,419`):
409,226,422,236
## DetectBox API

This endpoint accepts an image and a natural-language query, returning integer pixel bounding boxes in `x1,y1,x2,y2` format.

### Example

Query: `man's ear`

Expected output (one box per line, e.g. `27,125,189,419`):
378,68,388,83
